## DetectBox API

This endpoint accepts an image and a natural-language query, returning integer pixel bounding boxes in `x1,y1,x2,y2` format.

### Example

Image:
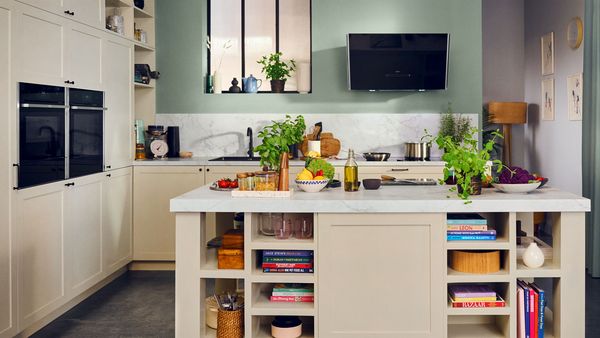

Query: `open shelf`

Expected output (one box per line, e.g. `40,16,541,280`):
251,266,314,284
447,267,510,283
252,316,314,338
134,82,154,88
250,283,314,316
448,315,509,338
446,213,511,250
447,282,510,316
250,234,314,250
134,6,153,18
106,0,132,7
199,248,246,279
516,259,561,278
134,41,155,51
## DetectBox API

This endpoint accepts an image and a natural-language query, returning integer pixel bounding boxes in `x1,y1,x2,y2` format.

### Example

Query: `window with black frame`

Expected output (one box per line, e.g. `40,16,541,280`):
207,0,311,94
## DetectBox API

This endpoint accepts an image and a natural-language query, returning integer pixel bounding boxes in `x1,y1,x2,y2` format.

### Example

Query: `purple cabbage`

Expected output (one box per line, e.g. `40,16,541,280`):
498,166,535,184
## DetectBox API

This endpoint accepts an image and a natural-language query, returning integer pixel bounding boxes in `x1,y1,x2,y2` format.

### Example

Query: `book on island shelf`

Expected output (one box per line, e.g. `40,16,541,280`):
449,295,506,308
518,279,545,338
447,213,488,225
449,284,496,298
263,267,314,273
447,224,488,231
262,263,313,269
263,256,313,263
447,235,496,241
262,250,313,257
270,295,314,303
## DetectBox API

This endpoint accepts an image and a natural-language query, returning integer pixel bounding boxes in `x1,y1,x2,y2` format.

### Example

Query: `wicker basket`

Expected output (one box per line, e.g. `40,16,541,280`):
216,308,244,338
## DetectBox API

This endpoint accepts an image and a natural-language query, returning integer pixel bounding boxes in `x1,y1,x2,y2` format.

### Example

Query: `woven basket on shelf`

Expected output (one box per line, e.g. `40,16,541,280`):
216,308,244,338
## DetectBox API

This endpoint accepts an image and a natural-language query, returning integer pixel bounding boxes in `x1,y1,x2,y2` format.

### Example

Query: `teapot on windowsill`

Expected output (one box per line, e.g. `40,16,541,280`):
242,74,262,94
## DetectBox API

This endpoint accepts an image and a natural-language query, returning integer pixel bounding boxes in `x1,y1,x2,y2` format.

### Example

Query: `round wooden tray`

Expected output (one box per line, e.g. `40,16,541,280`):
449,250,500,274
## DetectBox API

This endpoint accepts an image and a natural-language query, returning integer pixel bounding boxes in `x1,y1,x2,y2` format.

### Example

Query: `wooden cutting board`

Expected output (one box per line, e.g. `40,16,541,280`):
299,132,341,157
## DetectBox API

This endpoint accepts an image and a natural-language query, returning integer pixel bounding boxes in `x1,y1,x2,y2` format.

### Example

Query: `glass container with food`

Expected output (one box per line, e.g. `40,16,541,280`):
254,171,278,191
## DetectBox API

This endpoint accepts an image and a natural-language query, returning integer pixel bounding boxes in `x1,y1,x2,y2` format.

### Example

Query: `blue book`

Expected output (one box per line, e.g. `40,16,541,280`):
447,230,497,236
447,213,487,225
530,283,545,338
447,235,496,241
262,250,314,257
518,280,530,338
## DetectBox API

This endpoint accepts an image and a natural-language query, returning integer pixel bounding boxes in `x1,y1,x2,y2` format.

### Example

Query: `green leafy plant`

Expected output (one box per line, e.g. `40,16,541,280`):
257,52,296,81
439,103,472,145
255,115,306,170
432,128,503,201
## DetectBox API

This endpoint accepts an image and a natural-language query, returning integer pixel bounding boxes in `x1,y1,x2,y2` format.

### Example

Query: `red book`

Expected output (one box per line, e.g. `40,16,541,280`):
447,224,488,231
262,263,313,269
533,289,539,338
529,287,535,338
270,295,314,302
450,295,506,308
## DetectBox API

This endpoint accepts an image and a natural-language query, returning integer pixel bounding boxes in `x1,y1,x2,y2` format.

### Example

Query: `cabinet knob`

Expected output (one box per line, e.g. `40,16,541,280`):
106,165,112,169
64,10,74,16
106,174,112,177
198,168,203,172
65,182,75,187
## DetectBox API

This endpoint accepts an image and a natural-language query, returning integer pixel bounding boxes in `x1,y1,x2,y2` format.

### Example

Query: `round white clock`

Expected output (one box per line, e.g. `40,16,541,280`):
150,139,169,158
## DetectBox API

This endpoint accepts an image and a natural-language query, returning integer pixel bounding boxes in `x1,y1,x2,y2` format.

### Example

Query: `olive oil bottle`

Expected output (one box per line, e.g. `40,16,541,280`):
344,149,359,192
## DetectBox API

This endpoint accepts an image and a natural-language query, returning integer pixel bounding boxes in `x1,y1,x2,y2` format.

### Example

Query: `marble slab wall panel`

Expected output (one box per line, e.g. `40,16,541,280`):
155,114,479,158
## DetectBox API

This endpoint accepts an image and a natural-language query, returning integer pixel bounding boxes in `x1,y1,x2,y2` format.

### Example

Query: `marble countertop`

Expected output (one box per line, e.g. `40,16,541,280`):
133,157,445,167
170,185,591,213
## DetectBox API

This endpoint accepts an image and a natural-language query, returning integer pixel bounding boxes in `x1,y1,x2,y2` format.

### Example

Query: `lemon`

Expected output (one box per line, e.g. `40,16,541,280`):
296,168,314,181
313,176,325,180
306,151,320,158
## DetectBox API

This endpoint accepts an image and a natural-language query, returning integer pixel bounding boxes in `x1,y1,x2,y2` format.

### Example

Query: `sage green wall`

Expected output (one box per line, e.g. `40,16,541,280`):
156,0,482,115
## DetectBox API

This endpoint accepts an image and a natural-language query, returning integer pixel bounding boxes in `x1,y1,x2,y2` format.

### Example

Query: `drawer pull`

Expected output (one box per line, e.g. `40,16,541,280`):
391,168,409,172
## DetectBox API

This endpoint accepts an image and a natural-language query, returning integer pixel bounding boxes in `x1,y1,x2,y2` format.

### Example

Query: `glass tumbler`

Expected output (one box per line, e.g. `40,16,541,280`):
259,213,282,236
294,216,313,239
274,216,293,240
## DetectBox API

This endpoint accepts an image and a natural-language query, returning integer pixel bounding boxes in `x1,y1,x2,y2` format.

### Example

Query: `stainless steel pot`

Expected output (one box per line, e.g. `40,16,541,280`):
404,142,431,161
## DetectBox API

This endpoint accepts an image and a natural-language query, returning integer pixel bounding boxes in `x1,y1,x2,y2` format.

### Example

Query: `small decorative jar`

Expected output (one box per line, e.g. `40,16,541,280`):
523,242,545,268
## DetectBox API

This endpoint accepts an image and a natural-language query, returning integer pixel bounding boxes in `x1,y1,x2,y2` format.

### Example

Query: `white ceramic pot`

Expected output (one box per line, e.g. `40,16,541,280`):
213,71,222,94
523,242,545,268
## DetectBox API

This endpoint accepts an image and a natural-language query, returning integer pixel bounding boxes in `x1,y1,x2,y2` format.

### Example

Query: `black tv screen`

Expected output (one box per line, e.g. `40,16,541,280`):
347,33,449,91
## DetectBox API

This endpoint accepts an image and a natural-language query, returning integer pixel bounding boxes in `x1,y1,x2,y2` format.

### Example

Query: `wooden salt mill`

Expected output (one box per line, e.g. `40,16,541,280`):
488,101,528,166
278,152,289,191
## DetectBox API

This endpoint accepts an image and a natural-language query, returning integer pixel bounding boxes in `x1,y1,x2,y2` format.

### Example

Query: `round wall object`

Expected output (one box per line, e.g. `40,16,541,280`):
567,17,584,50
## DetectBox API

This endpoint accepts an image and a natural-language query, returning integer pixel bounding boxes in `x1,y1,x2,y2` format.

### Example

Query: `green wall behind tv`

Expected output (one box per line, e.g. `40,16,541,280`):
156,0,482,115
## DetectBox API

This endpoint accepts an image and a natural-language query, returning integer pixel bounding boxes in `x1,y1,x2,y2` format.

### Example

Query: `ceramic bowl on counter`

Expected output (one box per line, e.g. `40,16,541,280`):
295,179,329,193
492,182,541,194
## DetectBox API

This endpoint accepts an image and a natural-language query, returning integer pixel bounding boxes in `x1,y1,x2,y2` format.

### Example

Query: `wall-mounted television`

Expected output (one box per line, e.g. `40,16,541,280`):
347,33,450,91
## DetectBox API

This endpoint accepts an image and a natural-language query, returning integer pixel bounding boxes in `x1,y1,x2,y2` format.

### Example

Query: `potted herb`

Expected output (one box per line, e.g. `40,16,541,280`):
255,115,306,170
257,52,296,93
433,128,503,201
439,103,472,145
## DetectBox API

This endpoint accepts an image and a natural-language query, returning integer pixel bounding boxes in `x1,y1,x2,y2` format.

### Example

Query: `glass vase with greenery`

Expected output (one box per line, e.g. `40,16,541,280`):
433,128,503,201
257,52,296,93
255,115,306,171
439,103,472,145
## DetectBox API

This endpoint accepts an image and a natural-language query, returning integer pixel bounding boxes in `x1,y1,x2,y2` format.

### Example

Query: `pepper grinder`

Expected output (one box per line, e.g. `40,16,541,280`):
278,152,289,191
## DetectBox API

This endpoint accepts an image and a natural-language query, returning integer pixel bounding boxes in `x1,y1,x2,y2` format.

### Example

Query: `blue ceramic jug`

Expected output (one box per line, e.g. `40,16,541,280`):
242,74,262,93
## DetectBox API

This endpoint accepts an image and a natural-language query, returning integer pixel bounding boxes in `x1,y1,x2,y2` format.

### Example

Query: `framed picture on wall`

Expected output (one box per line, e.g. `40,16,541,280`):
541,32,554,76
568,73,583,121
542,78,555,121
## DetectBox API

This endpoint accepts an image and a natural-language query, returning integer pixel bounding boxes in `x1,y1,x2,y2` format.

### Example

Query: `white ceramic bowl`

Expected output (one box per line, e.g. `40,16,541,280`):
492,182,541,194
295,179,329,193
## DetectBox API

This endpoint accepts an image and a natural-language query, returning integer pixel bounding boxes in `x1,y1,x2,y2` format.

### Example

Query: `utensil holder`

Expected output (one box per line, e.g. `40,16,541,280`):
216,309,244,338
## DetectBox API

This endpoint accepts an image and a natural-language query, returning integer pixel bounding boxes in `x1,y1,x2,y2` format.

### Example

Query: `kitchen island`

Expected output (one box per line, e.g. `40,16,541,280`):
170,185,590,338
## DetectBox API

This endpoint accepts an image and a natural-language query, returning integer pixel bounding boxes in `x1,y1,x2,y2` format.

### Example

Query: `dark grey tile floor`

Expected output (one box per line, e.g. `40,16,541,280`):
32,271,600,337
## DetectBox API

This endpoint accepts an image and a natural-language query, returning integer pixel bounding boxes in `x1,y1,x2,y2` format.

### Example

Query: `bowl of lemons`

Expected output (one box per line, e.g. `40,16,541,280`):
295,168,329,193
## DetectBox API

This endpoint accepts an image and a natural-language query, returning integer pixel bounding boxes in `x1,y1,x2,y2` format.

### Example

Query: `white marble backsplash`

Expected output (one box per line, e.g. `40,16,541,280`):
155,113,479,158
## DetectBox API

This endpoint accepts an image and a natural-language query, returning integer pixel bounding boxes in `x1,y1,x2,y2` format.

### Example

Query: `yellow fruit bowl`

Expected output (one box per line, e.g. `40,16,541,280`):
295,179,329,193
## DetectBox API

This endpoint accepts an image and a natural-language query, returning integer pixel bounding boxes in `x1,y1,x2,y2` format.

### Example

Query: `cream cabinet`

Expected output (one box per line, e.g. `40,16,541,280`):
16,181,67,329
103,168,132,275
0,1,15,337
317,213,446,338
133,166,205,260
333,164,445,181
16,0,103,28
14,2,103,89
103,35,134,170
64,174,104,297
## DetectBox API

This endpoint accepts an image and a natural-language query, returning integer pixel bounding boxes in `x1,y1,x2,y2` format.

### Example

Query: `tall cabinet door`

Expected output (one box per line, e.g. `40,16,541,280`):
13,3,66,86
0,1,15,337
63,0,103,28
133,166,205,260
103,36,133,170
65,23,103,90
103,168,132,275
16,182,67,329
64,174,103,297
318,213,446,338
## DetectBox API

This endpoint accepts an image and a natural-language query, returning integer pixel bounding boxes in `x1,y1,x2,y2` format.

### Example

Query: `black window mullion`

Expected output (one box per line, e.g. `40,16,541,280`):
275,0,280,53
241,0,246,79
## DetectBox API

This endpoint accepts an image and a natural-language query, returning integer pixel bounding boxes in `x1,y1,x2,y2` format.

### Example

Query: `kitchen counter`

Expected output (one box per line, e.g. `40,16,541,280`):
171,184,589,338
133,156,445,167
171,185,590,213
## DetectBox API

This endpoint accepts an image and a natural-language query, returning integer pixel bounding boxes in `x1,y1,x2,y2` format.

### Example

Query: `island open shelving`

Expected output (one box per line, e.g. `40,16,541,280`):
171,185,589,337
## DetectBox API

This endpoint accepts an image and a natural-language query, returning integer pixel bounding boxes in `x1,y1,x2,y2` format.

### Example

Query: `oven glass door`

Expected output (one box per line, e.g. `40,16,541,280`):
69,89,104,178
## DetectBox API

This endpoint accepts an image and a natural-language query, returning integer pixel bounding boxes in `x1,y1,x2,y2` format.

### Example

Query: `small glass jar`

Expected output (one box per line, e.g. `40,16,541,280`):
135,143,146,160
247,172,255,191
254,171,278,191
237,173,250,191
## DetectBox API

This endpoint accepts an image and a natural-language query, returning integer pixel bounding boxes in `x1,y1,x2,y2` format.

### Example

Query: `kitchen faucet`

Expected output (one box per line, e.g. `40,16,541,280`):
247,127,254,159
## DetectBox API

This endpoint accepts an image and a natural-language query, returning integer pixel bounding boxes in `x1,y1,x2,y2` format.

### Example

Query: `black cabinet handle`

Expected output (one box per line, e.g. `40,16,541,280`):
64,80,75,85
106,165,112,169
106,174,111,177
64,10,74,16
65,182,75,187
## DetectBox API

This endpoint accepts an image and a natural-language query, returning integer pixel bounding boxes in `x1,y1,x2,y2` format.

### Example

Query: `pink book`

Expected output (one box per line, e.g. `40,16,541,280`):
448,285,496,298
518,286,525,338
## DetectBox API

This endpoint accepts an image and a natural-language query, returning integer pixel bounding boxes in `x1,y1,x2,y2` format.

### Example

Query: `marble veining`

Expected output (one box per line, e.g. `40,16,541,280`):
155,113,479,158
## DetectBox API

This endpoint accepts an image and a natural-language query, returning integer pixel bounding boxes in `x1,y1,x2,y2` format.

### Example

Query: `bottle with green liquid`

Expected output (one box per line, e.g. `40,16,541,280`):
344,149,359,192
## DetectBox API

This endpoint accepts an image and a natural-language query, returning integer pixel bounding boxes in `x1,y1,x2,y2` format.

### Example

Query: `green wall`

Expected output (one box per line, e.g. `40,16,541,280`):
156,0,482,115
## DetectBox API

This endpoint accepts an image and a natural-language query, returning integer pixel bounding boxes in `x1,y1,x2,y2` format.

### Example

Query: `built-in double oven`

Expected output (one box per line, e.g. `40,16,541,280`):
17,83,105,189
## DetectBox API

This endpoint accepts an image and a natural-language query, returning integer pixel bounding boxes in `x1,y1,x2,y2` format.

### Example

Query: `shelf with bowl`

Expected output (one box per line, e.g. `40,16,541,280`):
252,316,314,338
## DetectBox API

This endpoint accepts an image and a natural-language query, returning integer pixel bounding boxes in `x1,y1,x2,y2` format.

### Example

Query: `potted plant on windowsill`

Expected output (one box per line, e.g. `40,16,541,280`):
257,52,296,93
255,115,306,171
433,128,503,201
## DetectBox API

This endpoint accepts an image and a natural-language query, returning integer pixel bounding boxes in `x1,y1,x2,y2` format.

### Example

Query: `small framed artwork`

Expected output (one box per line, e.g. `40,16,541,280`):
568,73,583,121
542,78,555,121
541,32,554,76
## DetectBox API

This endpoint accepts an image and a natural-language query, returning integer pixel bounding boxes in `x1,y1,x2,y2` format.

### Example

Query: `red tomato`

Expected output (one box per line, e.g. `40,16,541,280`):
218,179,230,189
316,170,324,177
229,180,239,188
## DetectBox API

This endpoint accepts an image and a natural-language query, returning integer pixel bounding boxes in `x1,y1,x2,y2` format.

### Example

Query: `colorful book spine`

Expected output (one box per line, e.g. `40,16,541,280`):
451,300,505,308
447,235,496,241
262,263,313,269
533,289,539,338
447,224,488,231
452,296,497,302
446,214,487,225
530,283,545,338
518,286,525,338
529,286,535,338
446,230,497,236
263,257,313,263
263,268,314,273
270,295,314,302
272,291,315,296
519,281,530,338
262,250,313,257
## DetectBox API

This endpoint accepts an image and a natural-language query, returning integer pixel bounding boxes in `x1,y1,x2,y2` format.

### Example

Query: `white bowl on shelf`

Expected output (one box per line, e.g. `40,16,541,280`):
492,182,541,194
295,179,329,193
